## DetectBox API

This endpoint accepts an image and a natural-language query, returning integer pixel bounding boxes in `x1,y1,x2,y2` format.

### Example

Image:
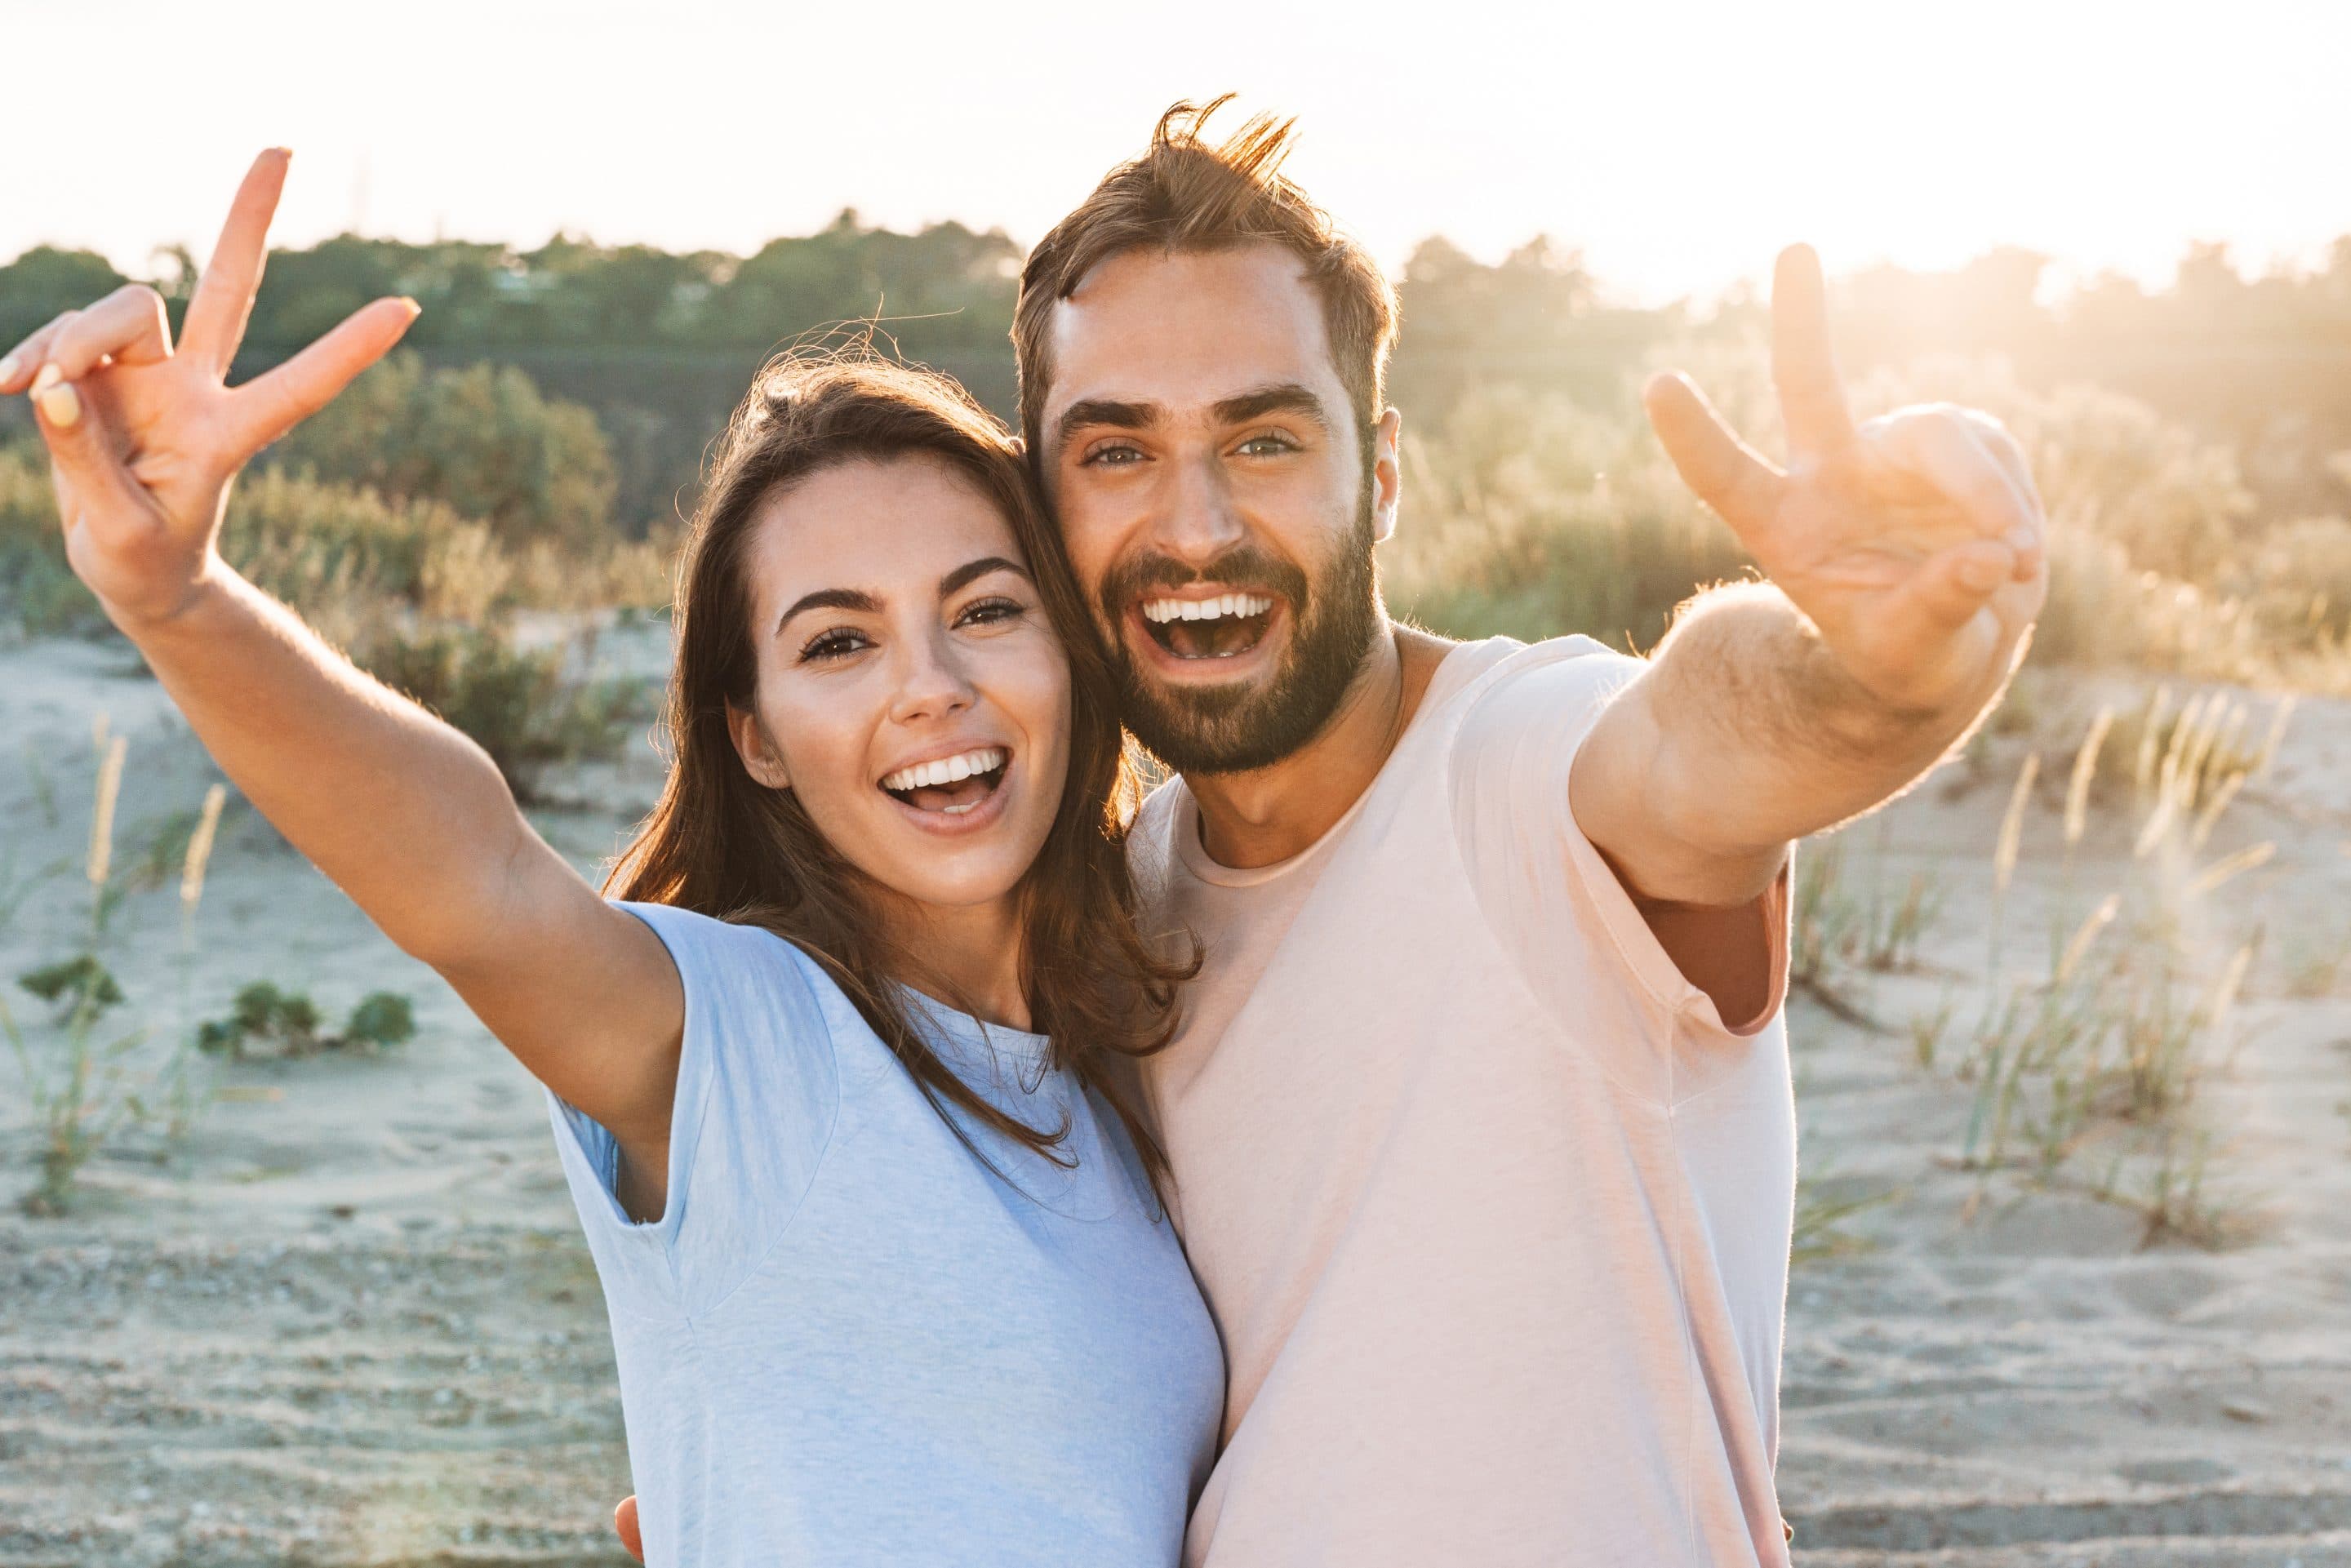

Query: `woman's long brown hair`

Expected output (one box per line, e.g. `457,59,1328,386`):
607,353,1193,1182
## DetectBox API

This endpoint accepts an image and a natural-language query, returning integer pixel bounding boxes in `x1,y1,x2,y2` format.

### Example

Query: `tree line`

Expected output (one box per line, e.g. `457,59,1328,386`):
5,217,2349,530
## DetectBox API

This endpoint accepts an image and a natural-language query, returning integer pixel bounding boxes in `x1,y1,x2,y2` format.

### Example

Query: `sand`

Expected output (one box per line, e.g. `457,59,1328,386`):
2,633,2347,1566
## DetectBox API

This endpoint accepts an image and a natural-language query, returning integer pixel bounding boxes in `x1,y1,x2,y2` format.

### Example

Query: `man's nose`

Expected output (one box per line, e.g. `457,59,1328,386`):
1149,449,1248,568
887,627,979,726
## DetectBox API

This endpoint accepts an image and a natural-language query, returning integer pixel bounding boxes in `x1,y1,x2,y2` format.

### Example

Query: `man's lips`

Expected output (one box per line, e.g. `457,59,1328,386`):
1127,591,1286,672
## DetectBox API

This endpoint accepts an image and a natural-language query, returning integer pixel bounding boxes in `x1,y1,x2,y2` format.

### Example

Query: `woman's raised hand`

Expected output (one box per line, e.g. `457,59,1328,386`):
0,149,417,626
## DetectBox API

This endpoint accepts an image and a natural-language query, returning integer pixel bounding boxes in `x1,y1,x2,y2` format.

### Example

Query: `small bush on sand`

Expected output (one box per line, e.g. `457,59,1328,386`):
198,981,416,1059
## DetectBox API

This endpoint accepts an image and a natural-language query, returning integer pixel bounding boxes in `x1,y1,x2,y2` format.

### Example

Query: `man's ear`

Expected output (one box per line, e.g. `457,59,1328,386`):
1371,406,1403,544
725,701,791,790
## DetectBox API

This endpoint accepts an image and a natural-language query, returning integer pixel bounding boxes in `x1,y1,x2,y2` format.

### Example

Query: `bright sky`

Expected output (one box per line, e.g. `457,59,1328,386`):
11,0,2349,306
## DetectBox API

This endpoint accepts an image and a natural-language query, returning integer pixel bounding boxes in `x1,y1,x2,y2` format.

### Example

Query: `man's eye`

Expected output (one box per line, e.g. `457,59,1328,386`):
1082,443,1144,468
799,628,869,662
1236,433,1300,457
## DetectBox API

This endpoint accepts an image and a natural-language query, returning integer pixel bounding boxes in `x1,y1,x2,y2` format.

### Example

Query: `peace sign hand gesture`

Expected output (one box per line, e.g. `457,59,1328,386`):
0,149,417,628
1643,246,2047,717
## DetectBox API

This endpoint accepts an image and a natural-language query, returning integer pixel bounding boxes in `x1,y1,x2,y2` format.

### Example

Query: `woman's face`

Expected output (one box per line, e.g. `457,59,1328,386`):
727,455,1073,917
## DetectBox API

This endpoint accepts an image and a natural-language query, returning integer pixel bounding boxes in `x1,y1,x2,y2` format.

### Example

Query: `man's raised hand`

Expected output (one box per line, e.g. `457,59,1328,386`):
0,149,417,626
1643,245,2047,716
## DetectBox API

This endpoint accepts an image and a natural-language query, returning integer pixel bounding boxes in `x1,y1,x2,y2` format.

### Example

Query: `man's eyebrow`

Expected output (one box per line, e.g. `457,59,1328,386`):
1055,398,1162,451
939,555,1030,598
776,586,878,637
1214,384,1333,431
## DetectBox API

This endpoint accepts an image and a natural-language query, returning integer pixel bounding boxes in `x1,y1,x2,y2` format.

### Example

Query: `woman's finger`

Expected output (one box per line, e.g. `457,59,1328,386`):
181,148,291,375
225,296,420,457
0,309,82,393
41,286,176,381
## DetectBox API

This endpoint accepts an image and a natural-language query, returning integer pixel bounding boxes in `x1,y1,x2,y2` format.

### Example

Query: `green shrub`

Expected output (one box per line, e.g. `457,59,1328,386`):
342,993,417,1049
357,624,642,801
270,352,618,547
199,981,416,1058
17,956,126,1017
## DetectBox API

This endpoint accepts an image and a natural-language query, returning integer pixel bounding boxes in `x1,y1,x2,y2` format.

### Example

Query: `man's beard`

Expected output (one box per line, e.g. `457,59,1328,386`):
1097,495,1381,777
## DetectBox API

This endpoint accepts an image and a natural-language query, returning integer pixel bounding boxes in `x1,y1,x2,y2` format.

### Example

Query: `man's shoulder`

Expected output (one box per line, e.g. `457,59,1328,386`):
1446,633,1643,738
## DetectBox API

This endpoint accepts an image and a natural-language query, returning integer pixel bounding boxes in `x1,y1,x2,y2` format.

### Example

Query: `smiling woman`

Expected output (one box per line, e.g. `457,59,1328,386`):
609,356,1195,1171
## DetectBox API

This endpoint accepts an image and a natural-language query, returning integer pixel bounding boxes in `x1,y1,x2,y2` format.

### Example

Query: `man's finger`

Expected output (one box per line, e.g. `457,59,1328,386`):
1882,537,2016,642
41,287,176,381
615,1495,643,1563
1876,408,2039,556
182,148,292,375
1771,244,1858,455
1,310,82,393
1643,371,1781,531
225,296,419,457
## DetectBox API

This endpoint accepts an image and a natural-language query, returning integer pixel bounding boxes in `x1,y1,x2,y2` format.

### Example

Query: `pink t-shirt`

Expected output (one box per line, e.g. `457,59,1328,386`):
1130,635,1795,1567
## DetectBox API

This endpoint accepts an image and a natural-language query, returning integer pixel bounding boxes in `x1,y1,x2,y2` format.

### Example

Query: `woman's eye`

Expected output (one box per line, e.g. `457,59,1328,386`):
799,628,869,663
957,597,1026,629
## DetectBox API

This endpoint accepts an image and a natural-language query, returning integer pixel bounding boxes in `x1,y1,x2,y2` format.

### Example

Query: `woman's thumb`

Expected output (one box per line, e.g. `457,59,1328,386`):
30,366,149,520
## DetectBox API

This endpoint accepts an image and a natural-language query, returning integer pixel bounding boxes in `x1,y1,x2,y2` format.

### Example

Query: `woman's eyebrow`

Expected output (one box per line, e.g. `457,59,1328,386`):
939,556,1031,597
776,587,879,637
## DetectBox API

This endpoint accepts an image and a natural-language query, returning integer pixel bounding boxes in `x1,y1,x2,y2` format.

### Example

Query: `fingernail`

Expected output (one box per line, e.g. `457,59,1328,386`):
37,380,81,429
30,362,62,397
2006,524,2039,554
0,354,18,386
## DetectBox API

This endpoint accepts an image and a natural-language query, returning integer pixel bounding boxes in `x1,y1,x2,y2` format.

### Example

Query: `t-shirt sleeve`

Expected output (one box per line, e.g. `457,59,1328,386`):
544,900,842,1318
1449,637,1792,1100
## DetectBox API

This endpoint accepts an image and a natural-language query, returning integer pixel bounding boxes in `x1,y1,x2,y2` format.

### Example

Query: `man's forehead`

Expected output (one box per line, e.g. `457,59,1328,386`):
1043,244,1342,419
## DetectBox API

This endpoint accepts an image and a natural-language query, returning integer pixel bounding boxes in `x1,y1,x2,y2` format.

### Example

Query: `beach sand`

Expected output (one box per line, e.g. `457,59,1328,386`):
2,635,2346,1566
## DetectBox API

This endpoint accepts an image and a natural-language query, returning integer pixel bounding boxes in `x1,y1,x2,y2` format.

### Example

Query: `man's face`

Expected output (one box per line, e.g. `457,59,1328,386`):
1038,245,1401,775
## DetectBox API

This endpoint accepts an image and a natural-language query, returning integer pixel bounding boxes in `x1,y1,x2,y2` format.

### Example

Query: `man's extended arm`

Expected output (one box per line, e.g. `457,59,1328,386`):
1570,247,2046,991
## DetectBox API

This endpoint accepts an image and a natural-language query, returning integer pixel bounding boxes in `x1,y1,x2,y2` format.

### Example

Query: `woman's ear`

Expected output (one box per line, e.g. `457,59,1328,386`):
725,701,791,790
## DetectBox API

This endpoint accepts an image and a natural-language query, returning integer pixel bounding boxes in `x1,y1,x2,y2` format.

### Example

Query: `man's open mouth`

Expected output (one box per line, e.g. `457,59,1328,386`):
1139,593,1278,660
880,746,1009,817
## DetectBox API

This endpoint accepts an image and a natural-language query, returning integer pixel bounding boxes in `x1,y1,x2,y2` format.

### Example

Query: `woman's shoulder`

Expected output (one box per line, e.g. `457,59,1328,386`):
607,900,860,1041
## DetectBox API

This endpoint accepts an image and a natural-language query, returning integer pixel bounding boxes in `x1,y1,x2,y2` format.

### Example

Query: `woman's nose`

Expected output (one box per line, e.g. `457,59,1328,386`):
887,629,978,726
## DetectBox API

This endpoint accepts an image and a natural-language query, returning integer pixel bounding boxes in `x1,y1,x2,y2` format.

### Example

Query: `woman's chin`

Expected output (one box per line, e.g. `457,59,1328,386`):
859,815,1050,917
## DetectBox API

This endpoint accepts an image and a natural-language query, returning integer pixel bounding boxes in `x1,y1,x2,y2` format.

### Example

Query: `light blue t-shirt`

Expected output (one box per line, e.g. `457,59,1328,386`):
544,901,1224,1567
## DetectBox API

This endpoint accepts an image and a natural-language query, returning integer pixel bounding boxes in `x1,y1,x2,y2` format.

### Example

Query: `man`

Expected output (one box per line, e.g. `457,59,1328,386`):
619,100,2043,1564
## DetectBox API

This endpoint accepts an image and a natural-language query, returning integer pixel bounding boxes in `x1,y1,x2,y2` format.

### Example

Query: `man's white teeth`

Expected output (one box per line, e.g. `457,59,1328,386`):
1141,593,1274,624
881,746,1007,794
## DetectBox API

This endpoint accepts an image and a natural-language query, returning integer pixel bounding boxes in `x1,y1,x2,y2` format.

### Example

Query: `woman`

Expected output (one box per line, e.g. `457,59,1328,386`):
3,150,1222,1566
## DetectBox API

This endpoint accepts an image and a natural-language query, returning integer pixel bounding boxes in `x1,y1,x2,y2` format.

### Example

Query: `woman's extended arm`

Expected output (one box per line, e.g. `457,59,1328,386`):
2,150,684,1191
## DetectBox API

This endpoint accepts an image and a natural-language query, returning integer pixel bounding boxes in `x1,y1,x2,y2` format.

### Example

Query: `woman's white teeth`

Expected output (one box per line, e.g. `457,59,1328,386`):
881,747,1007,794
1142,593,1273,624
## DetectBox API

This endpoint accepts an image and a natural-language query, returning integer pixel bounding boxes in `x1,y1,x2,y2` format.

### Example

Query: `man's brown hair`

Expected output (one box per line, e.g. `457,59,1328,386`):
1013,96,1402,476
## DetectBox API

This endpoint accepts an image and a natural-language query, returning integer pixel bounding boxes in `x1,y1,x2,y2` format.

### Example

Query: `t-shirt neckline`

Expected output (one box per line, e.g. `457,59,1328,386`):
1171,637,1520,890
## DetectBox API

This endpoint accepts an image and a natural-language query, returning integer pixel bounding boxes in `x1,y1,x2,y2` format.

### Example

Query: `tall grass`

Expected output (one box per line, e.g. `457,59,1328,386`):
1952,689,2290,1243
5,730,146,1214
